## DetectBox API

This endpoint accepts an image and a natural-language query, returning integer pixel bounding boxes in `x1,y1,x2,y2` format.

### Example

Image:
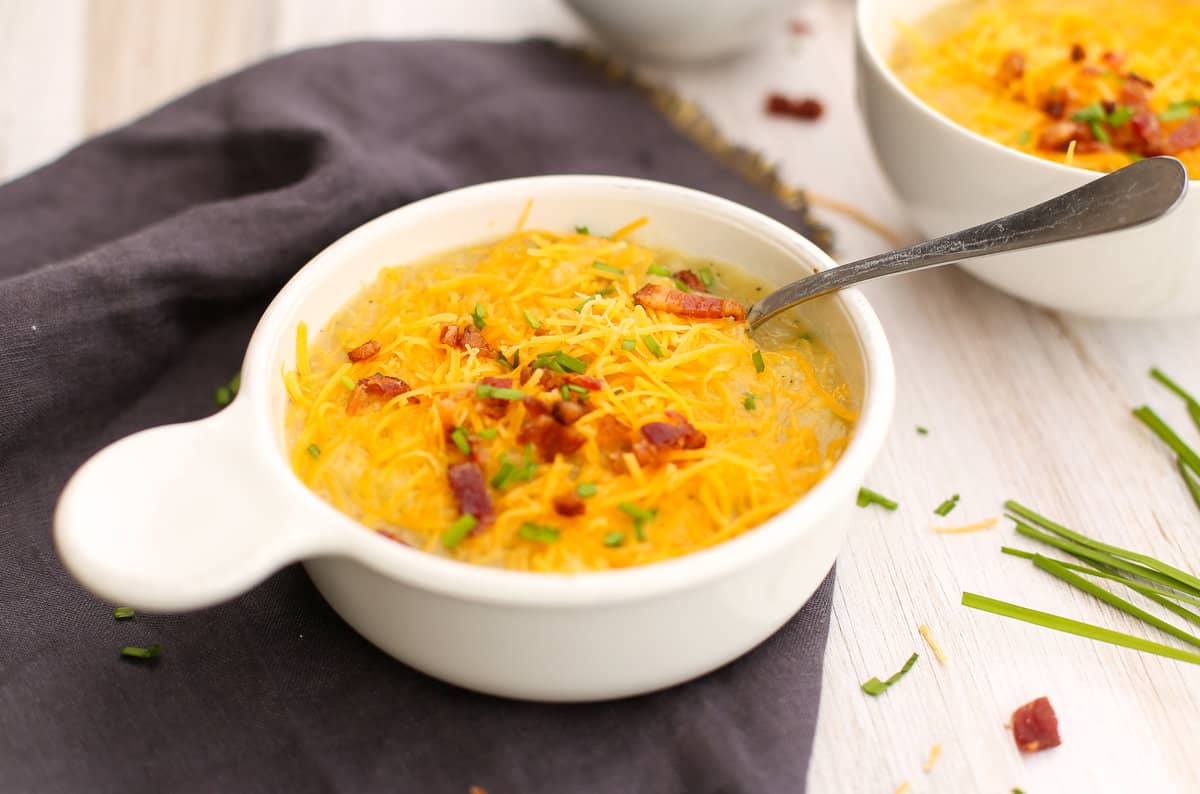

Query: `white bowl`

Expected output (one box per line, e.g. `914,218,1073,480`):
856,0,1200,319
53,176,894,702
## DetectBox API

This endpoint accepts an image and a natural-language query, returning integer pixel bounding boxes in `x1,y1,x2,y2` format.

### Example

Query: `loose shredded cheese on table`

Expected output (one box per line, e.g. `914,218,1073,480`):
924,742,943,772
893,782,912,794
284,225,854,572
932,516,999,534
919,623,949,664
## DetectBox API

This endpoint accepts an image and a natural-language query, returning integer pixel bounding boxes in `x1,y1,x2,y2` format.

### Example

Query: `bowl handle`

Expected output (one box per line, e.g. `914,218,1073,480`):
55,398,329,612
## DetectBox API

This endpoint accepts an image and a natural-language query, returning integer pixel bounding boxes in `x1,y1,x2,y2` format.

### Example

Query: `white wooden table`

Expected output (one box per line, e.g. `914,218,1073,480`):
5,1,1198,791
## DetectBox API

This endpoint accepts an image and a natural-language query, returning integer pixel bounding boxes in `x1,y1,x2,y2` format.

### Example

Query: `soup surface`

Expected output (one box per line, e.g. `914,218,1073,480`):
284,220,854,572
890,0,1200,178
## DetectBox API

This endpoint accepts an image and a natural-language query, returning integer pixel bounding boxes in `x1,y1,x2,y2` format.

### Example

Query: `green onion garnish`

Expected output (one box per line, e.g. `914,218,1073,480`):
340,375,356,390
1017,129,1031,146
1108,105,1134,127
511,349,520,370
1128,152,1146,162
442,514,477,549
1071,100,1106,123
603,531,626,548
593,261,624,276
566,383,589,395
861,652,919,696
934,494,960,517
1160,100,1200,122
518,523,561,543
517,443,537,481
561,384,571,401
490,461,515,489
523,310,541,330
470,302,486,329
962,592,1200,665
307,443,321,459
229,373,240,394
450,427,471,456
698,268,715,287
857,487,898,510
620,338,636,351
477,428,499,439
916,426,929,435
475,384,525,401
597,287,616,296
575,225,589,235
215,386,232,406
642,335,665,358
120,644,162,660
743,393,757,411
647,264,671,277
1088,120,1110,144
673,278,692,293
114,607,135,620
556,352,586,373
576,482,597,498
619,502,656,540
752,350,765,373
574,297,593,312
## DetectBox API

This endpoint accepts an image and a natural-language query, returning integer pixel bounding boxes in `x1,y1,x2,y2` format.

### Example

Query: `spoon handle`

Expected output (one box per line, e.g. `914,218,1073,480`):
747,156,1189,329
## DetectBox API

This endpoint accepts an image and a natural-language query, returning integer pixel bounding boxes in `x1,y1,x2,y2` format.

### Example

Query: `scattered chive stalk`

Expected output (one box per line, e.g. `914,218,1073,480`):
962,592,1200,665
1180,459,1200,512
934,494,960,517
470,302,486,329
857,487,898,511
442,514,478,549
916,426,929,435
518,523,561,544
642,335,665,358
861,652,919,696
743,392,757,411
752,350,765,373
647,264,671,277
114,607,135,620
475,384,525,401
340,375,356,390
1001,546,1200,609
575,225,589,235
306,443,321,459
121,644,162,660
215,372,241,406
522,310,541,330
1149,367,1200,434
603,531,626,548
592,261,624,276
698,268,715,288
450,427,471,456
620,338,636,351
576,482,597,498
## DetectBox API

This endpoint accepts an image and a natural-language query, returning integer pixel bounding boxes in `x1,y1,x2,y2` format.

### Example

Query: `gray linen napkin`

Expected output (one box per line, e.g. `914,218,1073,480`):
0,40,834,794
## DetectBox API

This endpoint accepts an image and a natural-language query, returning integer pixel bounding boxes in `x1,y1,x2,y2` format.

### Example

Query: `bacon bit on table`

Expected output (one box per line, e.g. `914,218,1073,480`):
764,93,824,121
633,283,746,321
347,339,381,362
439,323,494,357
595,414,634,470
468,786,488,794
477,376,514,419
448,462,494,529
673,269,706,292
1011,696,1062,753
553,491,586,517
346,374,410,415
634,410,707,466
997,49,1026,85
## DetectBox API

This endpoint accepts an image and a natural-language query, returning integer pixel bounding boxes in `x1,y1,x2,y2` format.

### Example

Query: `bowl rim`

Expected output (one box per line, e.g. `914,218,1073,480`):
244,174,896,607
854,0,1200,185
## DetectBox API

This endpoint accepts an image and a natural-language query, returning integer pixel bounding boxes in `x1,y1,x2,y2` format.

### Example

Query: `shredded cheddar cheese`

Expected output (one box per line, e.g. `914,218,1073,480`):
932,516,999,534
924,742,943,772
919,623,949,664
284,224,854,572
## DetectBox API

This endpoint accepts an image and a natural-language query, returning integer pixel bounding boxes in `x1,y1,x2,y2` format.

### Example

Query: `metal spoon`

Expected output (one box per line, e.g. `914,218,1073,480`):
746,156,1189,329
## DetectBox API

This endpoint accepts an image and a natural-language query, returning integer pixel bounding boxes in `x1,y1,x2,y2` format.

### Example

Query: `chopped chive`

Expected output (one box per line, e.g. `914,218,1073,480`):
522,310,541,330
442,514,477,549
1071,100,1105,123
120,644,162,660
490,461,515,489
642,335,665,358
603,531,626,547
620,338,636,351
340,375,356,390
752,350,765,373
916,426,929,435
450,427,471,456
634,522,647,541
518,523,561,543
575,225,589,235
934,494,960,517
1151,367,1199,404
1108,105,1134,127
962,592,1200,665
561,384,571,401
1180,459,1200,512
672,278,692,293
476,384,524,401
861,652,919,696
215,386,232,406
593,261,624,276
566,383,589,395
1017,129,1031,146
516,443,537,480
114,607,135,620
576,482,598,498
1127,152,1146,162
1088,119,1110,144
471,302,486,329
1160,102,1197,122
511,349,520,370
619,502,655,521
647,264,671,277
555,352,587,374
477,428,499,439
306,443,321,459
857,487,898,510
229,372,241,394
574,297,593,312
596,287,616,296
698,268,715,287
743,392,757,411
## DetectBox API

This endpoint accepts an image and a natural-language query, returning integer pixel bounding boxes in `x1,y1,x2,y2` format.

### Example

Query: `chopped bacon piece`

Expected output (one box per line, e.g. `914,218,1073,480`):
1038,121,1085,151
633,410,707,466
1011,697,1062,753
1130,108,1168,156
346,374,411,415
568,374,605,392
633,284,745,321
1042,97,1067,119
1069,43,1085,63
523,394,551,418
347,339,381,362
517,415,586,462
448,462,494,530
553,492,586,517
477,376,514,419
551,399,590,426
1101,51,1126,70
595,414,634,469
439,323,494,358
674,269,706,292
522,367,606,394
1168,117,1200,152
997,50,1025,85
765,94,824,121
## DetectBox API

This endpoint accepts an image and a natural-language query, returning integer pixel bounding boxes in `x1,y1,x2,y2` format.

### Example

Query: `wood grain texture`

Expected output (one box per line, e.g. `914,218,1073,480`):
3,1,1199,792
